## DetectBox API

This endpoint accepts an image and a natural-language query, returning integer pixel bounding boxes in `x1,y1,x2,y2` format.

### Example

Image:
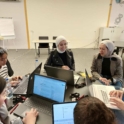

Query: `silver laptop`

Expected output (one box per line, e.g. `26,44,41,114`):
14,74,66,124
52,102,77,124
45,65,80,86
13,63,42,95
85,69,119,110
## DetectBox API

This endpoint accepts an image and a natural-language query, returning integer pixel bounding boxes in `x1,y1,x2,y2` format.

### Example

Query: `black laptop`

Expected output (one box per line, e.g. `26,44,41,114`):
53,102,77,124
13,63,42,95
14,74,66,124
45,66,80,86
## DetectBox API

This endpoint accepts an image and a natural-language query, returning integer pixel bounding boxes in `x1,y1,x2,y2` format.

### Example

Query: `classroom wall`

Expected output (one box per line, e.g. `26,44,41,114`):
109,0,124,40
27,0,110,49
0,0,27,49
1,0,121,49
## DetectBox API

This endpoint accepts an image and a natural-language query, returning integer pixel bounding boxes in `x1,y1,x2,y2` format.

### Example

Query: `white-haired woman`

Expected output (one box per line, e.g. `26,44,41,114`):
91,40,123,87
44,36,75,70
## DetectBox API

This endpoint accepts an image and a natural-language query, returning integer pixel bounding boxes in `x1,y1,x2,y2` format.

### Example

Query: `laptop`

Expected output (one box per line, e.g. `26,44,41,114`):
13,63,42,95
52,102,77,124
45,65,80,86
14,74,66,124
85,69,119,110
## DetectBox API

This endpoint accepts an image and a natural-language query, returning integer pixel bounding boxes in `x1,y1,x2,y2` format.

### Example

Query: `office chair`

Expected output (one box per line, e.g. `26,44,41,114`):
38,36,50,55
52,36,57,50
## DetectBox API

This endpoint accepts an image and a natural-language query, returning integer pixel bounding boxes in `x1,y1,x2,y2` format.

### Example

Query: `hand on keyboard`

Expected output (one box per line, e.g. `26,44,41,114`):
110,97,124,110
23,108,39,124
109,90,123,99
10,81,20,87
12,76,22,81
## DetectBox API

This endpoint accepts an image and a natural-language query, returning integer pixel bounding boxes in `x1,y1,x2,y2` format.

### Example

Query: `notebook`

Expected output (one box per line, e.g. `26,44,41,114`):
45,65,80,86
85,69,120,110
52,102,77,124
13,63,42,95
14,74,66,124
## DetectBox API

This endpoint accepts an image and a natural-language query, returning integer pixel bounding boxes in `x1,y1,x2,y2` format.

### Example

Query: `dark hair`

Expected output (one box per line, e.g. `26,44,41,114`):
0,76,6,94
0,47,7,57
74,97,117,124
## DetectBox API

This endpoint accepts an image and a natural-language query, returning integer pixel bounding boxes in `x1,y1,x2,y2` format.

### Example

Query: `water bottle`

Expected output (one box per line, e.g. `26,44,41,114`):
6,78,13,98
35,59,39,68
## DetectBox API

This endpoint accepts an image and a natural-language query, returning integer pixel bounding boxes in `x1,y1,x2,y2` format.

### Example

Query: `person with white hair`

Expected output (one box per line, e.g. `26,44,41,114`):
91,40,123,87
44,35,75,70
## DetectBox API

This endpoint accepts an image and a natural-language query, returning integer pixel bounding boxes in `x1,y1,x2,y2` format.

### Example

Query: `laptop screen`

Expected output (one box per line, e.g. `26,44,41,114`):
53,102,77,124
27,63,42,96
85,69,92,86
33,74,66,102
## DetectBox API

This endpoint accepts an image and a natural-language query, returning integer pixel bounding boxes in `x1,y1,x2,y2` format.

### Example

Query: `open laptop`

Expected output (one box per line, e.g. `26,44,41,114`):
45,65,80,86
14,74,66,124
52,102,77,124
13,63,42,95
85,69,119,110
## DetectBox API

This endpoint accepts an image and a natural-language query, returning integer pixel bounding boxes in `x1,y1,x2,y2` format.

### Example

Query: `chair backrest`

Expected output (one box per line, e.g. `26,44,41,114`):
53,36,57,40
39,36,49,40
101,38,109,41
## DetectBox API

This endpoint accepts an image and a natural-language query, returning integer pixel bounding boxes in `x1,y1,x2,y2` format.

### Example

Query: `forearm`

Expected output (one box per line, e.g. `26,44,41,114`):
92,71,101,80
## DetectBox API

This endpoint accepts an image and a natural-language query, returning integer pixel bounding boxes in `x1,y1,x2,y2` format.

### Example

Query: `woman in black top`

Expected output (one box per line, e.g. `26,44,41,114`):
44,35,75,70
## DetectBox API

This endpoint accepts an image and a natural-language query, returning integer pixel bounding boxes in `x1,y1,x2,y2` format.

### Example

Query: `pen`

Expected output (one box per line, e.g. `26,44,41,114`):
9,103,21,114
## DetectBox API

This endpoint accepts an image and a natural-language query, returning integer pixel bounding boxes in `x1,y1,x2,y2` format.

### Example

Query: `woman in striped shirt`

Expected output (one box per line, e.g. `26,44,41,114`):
0,47,20,86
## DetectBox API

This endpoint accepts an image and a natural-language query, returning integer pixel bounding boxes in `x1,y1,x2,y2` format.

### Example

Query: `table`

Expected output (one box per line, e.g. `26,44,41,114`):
113,41,124,56
32,40,55,57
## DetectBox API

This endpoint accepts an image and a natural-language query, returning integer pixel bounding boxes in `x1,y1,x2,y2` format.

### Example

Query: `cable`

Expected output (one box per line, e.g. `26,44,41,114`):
81,37,99,48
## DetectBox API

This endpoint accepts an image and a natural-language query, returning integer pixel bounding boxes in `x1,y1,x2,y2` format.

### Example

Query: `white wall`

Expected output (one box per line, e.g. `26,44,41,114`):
0,0,27,49
27,0,110,48
109,0,124,40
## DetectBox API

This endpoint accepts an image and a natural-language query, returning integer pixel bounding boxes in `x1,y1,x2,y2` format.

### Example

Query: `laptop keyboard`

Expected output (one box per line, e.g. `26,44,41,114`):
13,78,28,94
24,97,52,116
101,90,109,104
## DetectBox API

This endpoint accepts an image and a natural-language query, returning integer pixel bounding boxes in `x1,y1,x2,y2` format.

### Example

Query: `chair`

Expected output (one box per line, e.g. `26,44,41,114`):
121,49,124,58
38,36,50,55
52,36,57,50
101,38,109,41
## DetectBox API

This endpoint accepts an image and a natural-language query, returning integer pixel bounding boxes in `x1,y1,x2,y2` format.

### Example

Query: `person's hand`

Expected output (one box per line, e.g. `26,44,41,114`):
23,108,39,124
12,76,22,81
10,81,20,87
99,77,111,85
62,65,70,70
110,97,124,110
109,90,124,99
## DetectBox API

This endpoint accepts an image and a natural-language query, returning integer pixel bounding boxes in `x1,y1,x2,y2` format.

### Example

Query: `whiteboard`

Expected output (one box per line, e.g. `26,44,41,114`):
0,17,15,38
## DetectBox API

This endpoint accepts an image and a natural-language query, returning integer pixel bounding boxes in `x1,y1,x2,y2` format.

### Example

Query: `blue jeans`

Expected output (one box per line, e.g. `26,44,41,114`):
111,109,124,124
